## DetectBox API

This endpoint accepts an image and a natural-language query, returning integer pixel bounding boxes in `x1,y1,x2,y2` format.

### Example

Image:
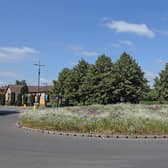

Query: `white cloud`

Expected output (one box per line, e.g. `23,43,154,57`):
0,72,17,78
112,43,121,48
112,40,134,48
69,46,99,57
40,78,52,85
119,40,134,46
145,70,158,86
0,47,39,62
104,20,155,38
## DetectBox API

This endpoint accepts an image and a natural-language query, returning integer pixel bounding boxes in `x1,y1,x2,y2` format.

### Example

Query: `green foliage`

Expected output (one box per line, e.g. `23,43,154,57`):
0,94,5,105
16,80,27,85
153,64,168,102
16,79,28,96
20,85,28,95
94,55,115,104
22,95,28,105
143,89,157,101
113,52,149,103
52,52,149,105
29,95,35,106
140,101,168,105
16,94,22,106
10,92,15,105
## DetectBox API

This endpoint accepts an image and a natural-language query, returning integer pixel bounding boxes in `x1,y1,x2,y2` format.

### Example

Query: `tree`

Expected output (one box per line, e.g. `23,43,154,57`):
16,80,27,85
80,64,97,104
52,68,73,105
51,52,150,105
16,94,22,106
22,95,28,105
10,92,15,105
113,52,149,103
52,60,91,106
153,63,168,102
20,85,28,96
74,59,90,105
93,55,115,104
16,80,28,105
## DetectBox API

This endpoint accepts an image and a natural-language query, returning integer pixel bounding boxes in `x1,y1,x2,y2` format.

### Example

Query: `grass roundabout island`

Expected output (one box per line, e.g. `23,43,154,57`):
19,104,168,136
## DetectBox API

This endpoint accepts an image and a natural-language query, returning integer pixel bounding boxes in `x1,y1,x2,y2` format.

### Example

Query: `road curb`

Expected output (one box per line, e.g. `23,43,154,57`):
16,123,168,140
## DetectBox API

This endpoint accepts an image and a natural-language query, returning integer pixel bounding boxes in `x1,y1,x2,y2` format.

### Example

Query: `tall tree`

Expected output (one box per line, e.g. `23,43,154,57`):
74,59,90,104
153,63,168,102
113,52,149,103
16,80,28,105
93,55,114,104
16,80,27,85
82,55,114,104
52,68,72,105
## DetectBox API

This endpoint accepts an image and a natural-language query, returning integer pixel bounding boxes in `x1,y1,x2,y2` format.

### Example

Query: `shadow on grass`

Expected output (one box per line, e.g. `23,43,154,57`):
0,110,19,116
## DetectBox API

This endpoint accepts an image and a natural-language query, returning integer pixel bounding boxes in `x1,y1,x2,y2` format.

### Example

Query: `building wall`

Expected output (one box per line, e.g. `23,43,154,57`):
5,88,11,102
40,93,45,106
28,92,49,106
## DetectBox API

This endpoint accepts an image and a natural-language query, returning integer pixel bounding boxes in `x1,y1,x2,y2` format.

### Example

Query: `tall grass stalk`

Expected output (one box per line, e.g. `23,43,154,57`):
19,104,168,135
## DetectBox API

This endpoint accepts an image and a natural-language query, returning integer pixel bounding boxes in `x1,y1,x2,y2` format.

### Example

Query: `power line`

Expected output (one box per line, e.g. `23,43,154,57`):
33,61,45,93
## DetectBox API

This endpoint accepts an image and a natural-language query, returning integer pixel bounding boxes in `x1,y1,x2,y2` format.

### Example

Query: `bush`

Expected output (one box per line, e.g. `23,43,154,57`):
22,95,28,105
10,92,15,105
0,94,5,105
140,101,168,105
16,94,22,106
29,95,35,106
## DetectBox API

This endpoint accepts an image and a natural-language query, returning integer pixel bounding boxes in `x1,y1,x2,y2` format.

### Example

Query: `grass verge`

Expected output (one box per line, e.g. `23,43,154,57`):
19,104,168,135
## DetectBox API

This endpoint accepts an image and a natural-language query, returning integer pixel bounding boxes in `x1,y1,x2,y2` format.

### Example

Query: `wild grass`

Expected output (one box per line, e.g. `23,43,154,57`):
19,104,168,135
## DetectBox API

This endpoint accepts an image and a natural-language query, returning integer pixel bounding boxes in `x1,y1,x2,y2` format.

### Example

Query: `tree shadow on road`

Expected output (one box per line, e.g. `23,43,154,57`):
0,110,19,116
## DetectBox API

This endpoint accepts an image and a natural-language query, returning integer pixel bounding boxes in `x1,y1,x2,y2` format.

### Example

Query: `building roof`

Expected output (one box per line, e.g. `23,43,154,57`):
4,84,52,94
0,86,8,95
7,85,23,95
28,86,52,93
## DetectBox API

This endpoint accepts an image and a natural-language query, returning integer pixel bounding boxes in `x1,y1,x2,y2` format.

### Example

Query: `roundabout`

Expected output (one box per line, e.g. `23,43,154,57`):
1,108,168,168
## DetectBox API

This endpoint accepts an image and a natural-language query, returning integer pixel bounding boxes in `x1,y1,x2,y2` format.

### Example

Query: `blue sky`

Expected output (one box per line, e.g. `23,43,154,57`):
0,0,168,86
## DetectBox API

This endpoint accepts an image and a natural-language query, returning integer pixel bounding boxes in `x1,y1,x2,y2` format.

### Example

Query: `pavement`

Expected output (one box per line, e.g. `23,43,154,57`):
1,108,168,168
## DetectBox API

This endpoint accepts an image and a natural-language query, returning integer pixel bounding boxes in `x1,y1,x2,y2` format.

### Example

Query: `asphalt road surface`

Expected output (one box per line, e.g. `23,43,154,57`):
1,109,168,168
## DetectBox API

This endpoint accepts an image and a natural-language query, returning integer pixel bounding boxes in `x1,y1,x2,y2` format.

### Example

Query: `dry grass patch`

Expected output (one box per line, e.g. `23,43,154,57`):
19,104,168,135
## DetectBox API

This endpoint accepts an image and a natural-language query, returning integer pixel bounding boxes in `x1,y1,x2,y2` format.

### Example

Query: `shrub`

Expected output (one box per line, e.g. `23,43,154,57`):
10,92,15,105
0,94,5,105
22,95,27,105
16,94,22,106
29,95,35,106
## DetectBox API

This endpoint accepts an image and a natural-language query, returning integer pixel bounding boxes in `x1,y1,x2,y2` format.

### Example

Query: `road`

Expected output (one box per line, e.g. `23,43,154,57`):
1,109,168,168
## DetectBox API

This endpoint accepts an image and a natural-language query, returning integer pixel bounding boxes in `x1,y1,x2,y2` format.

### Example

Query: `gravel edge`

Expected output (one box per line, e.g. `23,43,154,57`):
16,123,168,140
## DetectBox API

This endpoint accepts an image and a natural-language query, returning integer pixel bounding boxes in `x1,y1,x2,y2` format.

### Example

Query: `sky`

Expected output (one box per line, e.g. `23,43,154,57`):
0,0,168,87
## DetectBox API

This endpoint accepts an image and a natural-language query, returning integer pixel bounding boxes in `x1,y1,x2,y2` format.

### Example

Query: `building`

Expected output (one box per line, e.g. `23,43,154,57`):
28,85,51,106
0,86,8,105
5,85,23,103
0,86,7,95
4,85,51,106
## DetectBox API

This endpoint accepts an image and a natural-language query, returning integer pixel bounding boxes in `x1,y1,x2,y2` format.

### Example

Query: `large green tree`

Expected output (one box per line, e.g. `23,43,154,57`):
153,63,168,102
113,52,149,103
16,80,27,85
16,80,28,105
52,68,72,105
52,52,149,105
74,59,90,105
93,55,115,104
